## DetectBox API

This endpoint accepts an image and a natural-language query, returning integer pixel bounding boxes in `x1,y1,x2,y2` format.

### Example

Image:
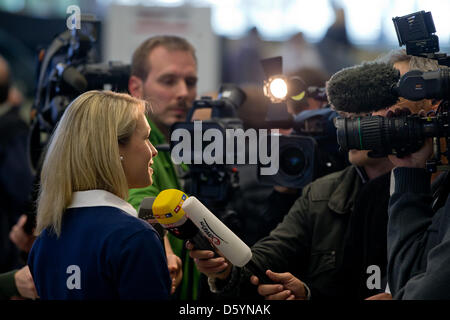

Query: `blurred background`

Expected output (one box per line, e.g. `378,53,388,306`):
1,0,449,119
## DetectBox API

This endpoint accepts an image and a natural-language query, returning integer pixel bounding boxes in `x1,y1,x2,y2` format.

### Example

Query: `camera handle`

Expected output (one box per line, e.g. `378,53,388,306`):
427,137,450,172
185,96,220,122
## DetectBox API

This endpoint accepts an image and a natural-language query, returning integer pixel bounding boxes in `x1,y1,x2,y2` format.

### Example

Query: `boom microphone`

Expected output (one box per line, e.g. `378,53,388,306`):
153,189,272,283
326,62,400,113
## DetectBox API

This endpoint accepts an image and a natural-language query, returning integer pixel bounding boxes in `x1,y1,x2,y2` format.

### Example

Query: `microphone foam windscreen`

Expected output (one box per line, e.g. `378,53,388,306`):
326,62,400,113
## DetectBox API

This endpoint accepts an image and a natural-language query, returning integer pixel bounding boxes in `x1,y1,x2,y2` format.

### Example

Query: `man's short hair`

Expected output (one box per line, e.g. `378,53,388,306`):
375,49,439,72
131,35,197,81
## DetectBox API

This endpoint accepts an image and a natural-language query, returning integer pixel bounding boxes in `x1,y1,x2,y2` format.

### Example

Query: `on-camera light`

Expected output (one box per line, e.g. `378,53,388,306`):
264,75,288,102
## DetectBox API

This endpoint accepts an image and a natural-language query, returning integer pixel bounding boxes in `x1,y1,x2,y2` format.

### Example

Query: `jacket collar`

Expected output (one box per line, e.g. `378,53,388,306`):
67,190,138,217
328,165,364,215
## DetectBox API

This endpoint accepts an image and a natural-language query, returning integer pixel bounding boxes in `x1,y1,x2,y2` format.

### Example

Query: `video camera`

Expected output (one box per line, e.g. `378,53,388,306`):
393,11,450,67
29,15,130,171
258,107,347,188
335,10,450,172
257,56,349,189
170,84,246,204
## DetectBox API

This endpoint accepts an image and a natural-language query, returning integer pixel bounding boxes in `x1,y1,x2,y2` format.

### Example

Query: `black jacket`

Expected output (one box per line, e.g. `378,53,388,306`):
212,165,391,299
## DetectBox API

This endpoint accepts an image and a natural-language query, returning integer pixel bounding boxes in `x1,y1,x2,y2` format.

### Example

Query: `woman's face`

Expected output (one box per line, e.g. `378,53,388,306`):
119,112,158,189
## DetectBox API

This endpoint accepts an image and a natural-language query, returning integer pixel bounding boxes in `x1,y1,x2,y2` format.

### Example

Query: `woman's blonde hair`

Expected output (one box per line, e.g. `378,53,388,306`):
35,90,147,236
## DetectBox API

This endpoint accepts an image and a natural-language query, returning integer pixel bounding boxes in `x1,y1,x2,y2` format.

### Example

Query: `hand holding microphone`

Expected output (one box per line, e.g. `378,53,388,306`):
151,189,272,284
186,240,231,280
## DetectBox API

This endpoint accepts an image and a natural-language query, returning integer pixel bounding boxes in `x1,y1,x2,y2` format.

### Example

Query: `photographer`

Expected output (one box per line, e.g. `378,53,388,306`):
188,50,439,300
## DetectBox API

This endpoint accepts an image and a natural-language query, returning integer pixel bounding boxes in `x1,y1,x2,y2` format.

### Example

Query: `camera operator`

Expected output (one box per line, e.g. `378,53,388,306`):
187,49,439,300
387,102,450,299
127,35,200,299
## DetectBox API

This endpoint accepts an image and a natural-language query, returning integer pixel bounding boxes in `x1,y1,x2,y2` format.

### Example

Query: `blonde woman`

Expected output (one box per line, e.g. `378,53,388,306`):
27,90,170,299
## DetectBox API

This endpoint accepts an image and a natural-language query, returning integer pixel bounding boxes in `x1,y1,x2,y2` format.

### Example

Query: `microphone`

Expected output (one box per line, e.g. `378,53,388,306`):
153,189,272,283
151,190,217,252
326,62,400,113
137,197,166,240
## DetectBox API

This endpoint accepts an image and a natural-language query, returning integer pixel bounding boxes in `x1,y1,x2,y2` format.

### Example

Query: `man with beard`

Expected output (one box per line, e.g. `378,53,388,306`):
127,36,199,300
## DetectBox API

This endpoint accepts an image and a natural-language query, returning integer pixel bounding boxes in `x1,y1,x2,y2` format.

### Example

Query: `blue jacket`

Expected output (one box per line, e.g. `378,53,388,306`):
28,190,171,300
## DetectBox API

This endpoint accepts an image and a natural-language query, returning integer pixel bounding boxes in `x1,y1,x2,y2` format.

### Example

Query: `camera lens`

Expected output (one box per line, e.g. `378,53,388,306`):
335,115,431,156
335,116,388,152
280,146,306,176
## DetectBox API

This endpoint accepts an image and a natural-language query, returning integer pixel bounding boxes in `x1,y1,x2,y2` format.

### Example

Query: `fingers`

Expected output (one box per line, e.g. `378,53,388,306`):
17,215,27,227
189,248,215,260
194,256,228,274
166,254,181,278
266,290,293,300
185,241,194,250
165,253,182,294
250,275,259,286
186,241,230,277
15,266,39,300
265,270,293,284
171,279,176,295
257,283,291,299
386,108,412,118
251,273,292,300
395,107,411,116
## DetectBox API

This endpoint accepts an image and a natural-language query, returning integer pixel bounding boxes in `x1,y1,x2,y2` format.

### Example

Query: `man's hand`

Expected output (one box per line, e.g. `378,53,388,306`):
14,266,38,300
163,235,183,294
365,293,392,300
166,253,182,294
250,270,307,300
388,138,433,169
387,109,434,169
9,215,36,253
186,241,232,280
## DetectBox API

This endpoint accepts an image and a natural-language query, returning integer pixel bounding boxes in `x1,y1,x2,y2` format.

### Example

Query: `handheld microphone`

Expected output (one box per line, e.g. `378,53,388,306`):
326,62,400,113
153,189,272,283
137,197,166,240
151,190,217,252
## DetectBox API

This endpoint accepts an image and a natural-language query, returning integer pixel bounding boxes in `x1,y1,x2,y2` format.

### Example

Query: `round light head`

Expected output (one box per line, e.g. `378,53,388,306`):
269,78,288,99
264,75,288,103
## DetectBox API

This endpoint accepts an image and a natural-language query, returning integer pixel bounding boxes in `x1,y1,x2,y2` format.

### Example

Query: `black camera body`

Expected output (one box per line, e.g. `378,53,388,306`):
258,134,317,189
393,10,449,67
393,11,439,57
259,107,348,189
336,111,449,156
336,10,450,172
30,16,130,171
170,84,246,204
